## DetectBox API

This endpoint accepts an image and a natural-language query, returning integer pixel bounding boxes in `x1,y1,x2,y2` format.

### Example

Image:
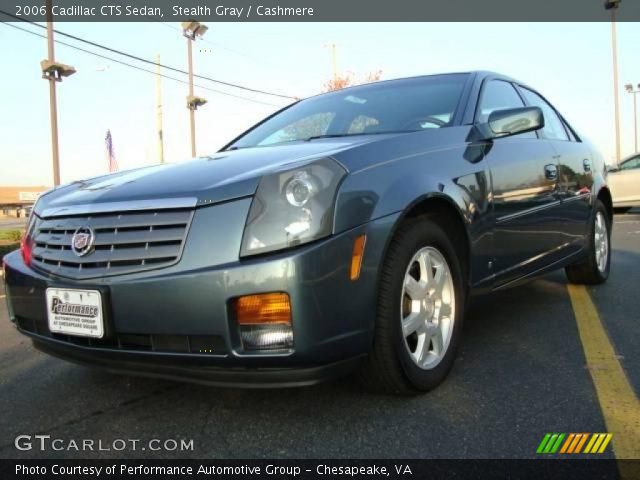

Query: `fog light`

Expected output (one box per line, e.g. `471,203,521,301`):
233,293,293,351
239,324,293,351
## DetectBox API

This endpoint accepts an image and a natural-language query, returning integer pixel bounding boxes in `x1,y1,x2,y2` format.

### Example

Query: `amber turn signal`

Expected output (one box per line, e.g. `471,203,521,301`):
234,293,291,325
350,234,367,281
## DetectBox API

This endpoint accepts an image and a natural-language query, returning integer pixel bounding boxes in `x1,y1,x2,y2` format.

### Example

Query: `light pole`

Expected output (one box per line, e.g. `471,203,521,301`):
156,53,164,164
323,43,338,83
181,21,208,158
625,83,640,153
605,0,622,165
41,0,75,186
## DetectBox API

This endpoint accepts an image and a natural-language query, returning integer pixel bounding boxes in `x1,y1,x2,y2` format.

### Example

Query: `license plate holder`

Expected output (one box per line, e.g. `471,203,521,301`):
46,288,104,338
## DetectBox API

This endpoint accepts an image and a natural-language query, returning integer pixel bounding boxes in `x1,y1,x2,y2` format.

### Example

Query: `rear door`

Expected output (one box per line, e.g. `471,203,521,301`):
477,80,564,285
518,87,594,253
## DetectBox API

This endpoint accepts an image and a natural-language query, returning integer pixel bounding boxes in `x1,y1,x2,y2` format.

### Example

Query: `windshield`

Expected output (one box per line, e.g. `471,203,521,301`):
226,74,469,150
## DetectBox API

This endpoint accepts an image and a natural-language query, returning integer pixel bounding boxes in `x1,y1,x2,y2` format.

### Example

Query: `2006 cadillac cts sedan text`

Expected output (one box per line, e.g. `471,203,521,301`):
3,72,613,393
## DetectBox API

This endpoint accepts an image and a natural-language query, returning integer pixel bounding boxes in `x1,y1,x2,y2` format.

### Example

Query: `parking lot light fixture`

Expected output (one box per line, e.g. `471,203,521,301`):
181,21,208,157
605,0,622,164
181,21,208,41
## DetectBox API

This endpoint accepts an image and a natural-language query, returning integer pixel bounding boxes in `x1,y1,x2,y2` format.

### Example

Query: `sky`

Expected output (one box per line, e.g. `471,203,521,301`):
0,21,639,186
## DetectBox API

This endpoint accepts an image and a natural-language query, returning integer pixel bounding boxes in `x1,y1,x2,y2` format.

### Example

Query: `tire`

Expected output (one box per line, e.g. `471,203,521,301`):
565,200,611,285
358,215,466,394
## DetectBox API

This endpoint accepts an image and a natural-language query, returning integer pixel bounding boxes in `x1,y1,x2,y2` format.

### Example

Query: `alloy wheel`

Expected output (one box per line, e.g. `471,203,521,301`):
594,211,609,273
400,246,455,370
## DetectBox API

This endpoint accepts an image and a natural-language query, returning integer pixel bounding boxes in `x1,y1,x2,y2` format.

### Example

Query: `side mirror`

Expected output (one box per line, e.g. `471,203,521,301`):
487,106,544,138
605,164,619,173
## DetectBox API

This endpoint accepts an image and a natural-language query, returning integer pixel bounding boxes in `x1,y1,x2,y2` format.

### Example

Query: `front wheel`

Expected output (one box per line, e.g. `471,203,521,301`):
565,200,611,285
358,216,466,394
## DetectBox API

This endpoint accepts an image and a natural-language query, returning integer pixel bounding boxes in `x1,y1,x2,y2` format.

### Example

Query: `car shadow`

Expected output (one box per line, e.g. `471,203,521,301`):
1,267,610,459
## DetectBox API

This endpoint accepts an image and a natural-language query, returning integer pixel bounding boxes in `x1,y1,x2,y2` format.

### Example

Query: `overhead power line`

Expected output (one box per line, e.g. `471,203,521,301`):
0,10,298,100
155,21,301,73
0,22,285,107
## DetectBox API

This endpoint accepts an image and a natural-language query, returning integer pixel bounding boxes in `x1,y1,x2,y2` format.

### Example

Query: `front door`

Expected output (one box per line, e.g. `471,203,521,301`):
476,80,563,286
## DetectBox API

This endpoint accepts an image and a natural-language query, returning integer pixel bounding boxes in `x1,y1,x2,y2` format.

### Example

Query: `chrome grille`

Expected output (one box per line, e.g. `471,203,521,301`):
31,209,193,278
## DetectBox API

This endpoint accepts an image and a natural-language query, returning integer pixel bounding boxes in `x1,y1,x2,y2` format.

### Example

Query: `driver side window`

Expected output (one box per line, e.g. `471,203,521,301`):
477,80,536,139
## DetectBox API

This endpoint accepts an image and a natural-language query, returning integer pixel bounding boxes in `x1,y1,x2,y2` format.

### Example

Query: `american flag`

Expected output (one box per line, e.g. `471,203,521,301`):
105,129,119,173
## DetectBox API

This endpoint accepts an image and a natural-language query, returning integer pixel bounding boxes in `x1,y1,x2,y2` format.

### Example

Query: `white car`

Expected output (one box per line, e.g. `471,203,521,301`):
608,153,640,213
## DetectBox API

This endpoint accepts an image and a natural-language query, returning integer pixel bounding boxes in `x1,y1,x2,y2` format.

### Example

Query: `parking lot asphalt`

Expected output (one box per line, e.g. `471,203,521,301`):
0,212,638,460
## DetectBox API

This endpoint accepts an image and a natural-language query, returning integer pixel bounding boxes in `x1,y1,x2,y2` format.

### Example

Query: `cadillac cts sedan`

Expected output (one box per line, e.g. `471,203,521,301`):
2,71,612,393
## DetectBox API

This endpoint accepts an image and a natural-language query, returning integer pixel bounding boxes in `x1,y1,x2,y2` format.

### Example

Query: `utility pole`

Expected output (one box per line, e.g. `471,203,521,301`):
324,43,338,82
46,8,59,186
156,54,164,164
605,0,622,165
187,37,196,157
331,43,337,83
40,0,75,186
625,83,640,153
181,21,208,158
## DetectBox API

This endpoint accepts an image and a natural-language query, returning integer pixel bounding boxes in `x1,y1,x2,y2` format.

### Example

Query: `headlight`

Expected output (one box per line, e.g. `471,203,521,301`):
240,158,346,257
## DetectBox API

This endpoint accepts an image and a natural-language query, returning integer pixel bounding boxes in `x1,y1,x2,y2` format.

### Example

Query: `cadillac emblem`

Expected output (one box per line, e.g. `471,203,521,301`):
71,226,95,257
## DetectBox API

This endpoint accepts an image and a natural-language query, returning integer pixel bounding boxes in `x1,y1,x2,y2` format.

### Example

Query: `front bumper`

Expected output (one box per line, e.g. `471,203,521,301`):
2,200,399,387
30,336,364,388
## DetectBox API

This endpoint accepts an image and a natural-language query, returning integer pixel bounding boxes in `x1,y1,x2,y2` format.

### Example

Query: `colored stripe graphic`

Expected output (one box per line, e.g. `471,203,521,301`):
550,434,565,453
567,434,583,454
537,433,565,454
597,434,613,454
559,434,575,454
544,434,559,453
574,433,589,453
538,433,613,454
584,433,599,454
589,434,607,454
536,434,551,454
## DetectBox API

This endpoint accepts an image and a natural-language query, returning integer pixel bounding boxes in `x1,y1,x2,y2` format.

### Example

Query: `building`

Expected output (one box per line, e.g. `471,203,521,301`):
0,186,50,217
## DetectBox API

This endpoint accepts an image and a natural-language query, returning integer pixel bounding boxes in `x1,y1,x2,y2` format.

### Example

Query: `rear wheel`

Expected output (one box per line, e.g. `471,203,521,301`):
565,200,611,285
359,215,466,394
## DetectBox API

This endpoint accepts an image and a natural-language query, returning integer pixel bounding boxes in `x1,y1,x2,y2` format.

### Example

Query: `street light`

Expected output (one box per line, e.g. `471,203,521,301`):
605,0,622,165
43,0,75,186
625,83,640,153
181,20,207,158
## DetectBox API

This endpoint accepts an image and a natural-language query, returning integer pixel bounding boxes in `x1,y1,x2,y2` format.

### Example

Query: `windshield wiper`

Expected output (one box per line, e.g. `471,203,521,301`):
305,130,420,142
225,130,420,151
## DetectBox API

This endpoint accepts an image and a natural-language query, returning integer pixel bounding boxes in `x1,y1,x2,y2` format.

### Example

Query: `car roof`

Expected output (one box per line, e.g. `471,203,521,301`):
300,71,522,102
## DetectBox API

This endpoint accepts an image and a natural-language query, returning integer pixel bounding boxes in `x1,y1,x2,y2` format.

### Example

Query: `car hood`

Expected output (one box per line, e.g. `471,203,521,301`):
36,136,393,217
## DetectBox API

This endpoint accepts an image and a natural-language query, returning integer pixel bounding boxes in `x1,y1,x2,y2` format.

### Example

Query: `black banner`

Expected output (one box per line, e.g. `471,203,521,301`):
3,459,639,480
1,0,640,22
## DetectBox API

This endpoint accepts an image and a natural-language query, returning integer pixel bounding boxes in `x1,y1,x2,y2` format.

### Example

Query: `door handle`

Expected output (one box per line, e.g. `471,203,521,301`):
583,158,592,172
544,164,558,180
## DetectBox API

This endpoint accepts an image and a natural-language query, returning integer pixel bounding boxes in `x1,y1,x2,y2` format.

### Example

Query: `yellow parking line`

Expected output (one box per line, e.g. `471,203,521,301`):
567,284,640,461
